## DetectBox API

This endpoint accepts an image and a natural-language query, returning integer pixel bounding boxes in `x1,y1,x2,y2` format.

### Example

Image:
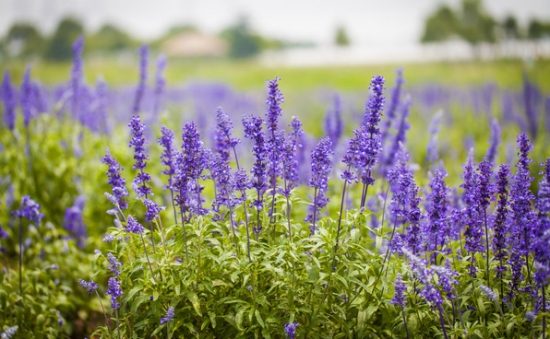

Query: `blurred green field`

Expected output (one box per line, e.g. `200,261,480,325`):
2,57,550,92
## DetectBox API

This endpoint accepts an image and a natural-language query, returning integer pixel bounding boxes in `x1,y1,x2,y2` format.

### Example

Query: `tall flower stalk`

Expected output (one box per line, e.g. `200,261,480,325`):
243,115,267,240
12,196,43,296
306,137,333,234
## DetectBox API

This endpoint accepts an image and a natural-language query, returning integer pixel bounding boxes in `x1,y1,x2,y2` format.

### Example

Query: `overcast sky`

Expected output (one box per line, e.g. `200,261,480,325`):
1,0,549,46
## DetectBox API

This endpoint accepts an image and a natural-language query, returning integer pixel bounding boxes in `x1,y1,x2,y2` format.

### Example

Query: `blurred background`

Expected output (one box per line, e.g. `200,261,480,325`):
0,0,549,88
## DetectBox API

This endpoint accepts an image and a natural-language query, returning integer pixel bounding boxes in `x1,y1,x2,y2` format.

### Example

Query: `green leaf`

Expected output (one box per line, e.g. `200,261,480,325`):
255,310,265,328
187,292,202,317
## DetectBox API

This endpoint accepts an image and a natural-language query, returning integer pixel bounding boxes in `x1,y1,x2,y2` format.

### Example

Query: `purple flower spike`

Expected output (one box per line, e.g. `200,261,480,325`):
426,167,449,253
174,121,208,217
284,322,298,339
509,134,535,295
265,77,284,133
486,118,501,164
78,279,98,296
126,215,145,234
158,126,177,191
160,306,175,324
143,198,165,221
107,253,122,277
380,68,404,151
1,71,16,131
71,36,84,118
101,149,129,210
215,107,239,162
21,66,34,127
323,94,343,147
282,116,304,197
243,115,268,210
534,158,550,287
152,54,167,117
12,195,43,226
106,277,123,310
306,137,334,230
461,150,484,269
493,164,510,280
390,274,407,307
63,196,87,247
129,115,153,198
132,44,148,114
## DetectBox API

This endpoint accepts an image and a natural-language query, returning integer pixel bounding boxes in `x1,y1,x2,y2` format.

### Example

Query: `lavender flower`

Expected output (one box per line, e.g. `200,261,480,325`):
105,277,123,310
143,198,164,222
534,158,550,287
359,75,385,186
78,279,98,296
63,196,86,247
158,126,177,191
215,107,239,163
152,54,167,117
107,253,122,277
101,149,129,209
1,71,16,131
387,145,414,230
132,44,148,114
382,94,411,174
129,115,153,198
425,167,449,253
403,248,443,307
174,122,208,218
20,66,33,127
284,322,298,339
486,118,501,164
243,115,268,210
461,150,484,269
323,94,343,146
71,36,84,119
282,117,303,197
125,215,145,234
390,274,407,307
380,68,404,150
480,284,497,301
426,110,443,163
160,306,175,324
509,134,535,291
306,137,333,232
0,225,7,239
265,77,285,208
493,165,510,279
12,195,43,225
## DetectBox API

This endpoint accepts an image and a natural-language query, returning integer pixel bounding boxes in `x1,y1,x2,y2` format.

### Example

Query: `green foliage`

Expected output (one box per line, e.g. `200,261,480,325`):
87,24,136,53
421,6,459,43
3,23,46,59
44,18,84,62
220,16,261,59
334,27,350,47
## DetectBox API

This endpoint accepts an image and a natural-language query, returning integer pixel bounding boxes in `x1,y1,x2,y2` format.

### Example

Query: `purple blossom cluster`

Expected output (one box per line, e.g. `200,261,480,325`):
101,149,129,210
13,195,43,225
306,137,333,232
129,115,153,198
106,277,123,310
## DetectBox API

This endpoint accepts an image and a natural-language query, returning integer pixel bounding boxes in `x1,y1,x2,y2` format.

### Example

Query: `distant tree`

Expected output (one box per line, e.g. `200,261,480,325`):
502,15,520,39
528,19,550,40
4,22,45,58
421,5,459,42
88,24,135,52
335,26,350,46
458,0,496,45
44,18,84,61
220,16,261,59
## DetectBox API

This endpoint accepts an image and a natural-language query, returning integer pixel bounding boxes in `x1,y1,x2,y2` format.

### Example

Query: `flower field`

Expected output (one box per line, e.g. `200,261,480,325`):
1,38,550,338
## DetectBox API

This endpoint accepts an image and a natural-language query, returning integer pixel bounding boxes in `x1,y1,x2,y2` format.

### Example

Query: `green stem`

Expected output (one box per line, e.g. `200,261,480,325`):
140,233,157,284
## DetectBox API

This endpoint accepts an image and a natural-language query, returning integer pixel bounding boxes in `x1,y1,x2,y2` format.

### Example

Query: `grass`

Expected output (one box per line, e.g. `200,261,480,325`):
2,57,550,92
